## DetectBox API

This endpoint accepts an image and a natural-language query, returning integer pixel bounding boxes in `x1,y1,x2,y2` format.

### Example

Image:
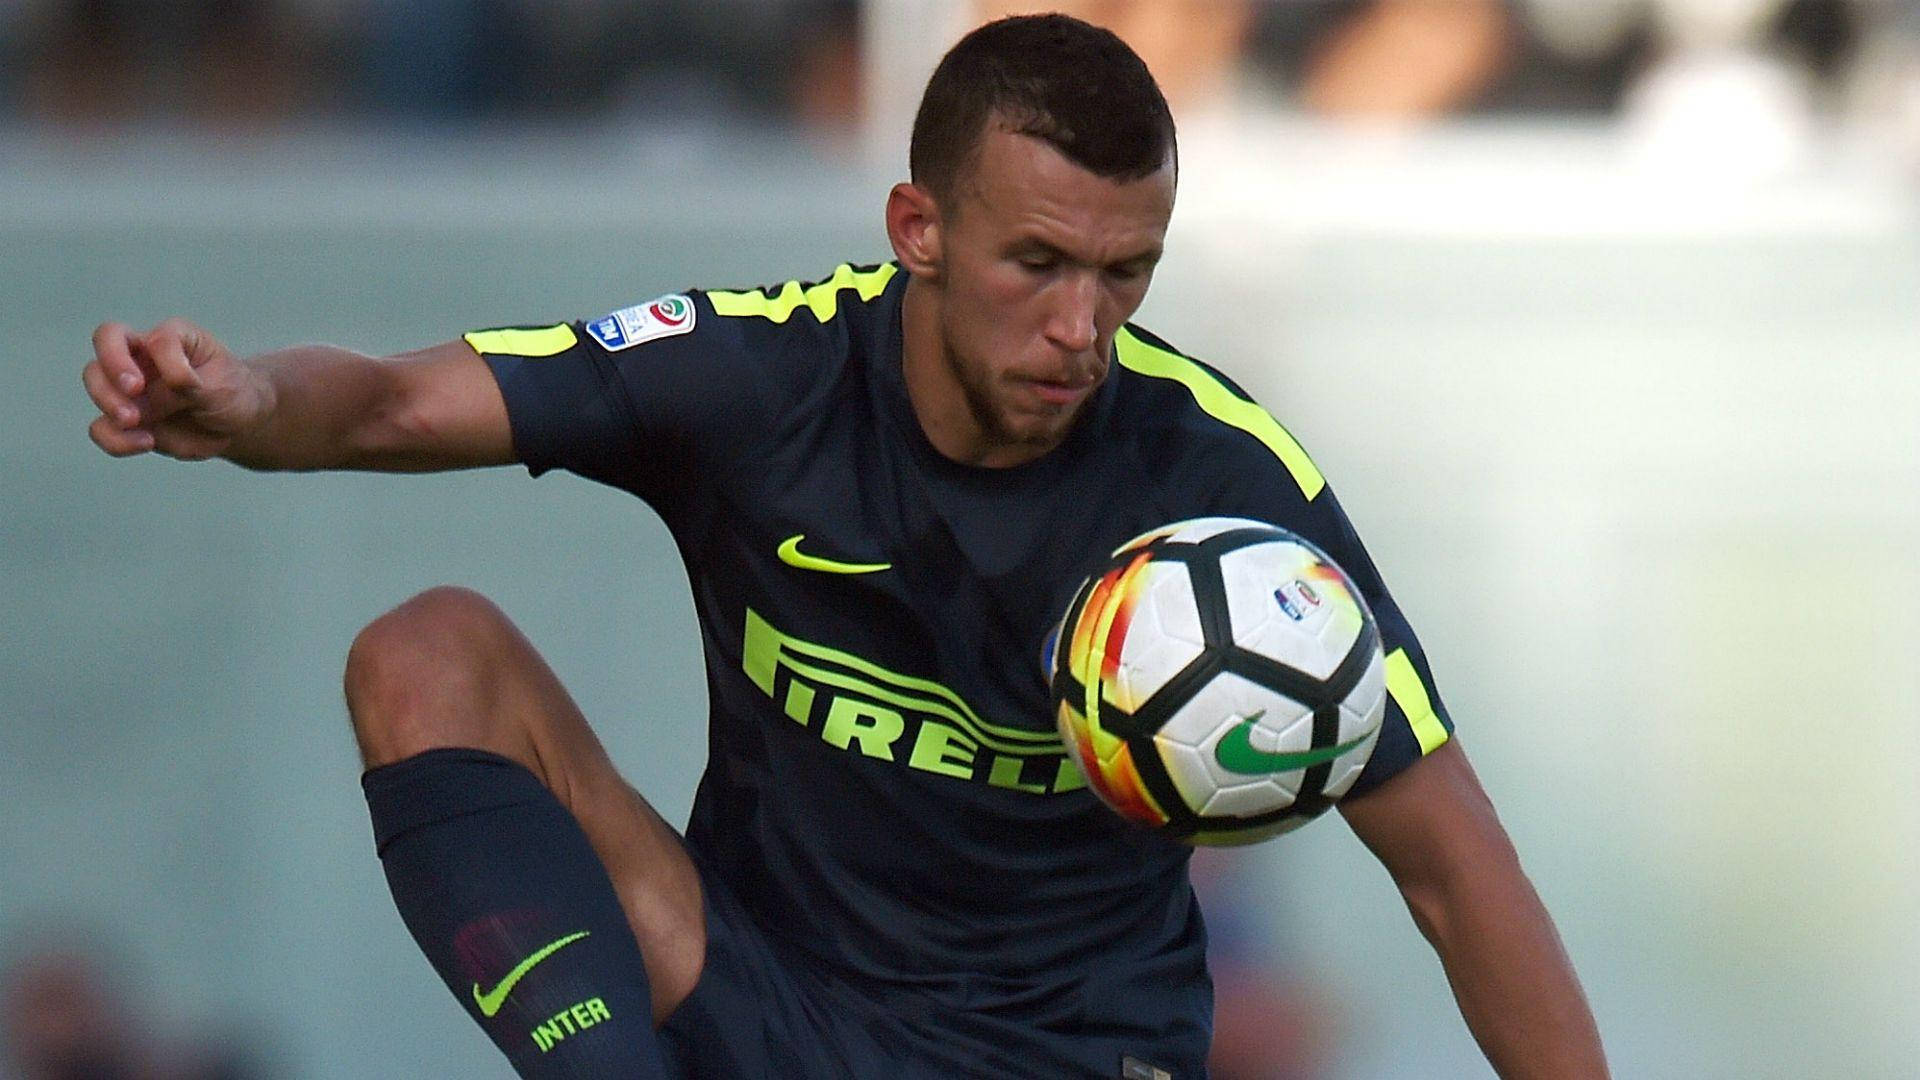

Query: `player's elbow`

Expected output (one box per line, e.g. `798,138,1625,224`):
344,361,498,471
1393,812,1528,952
348,389,433,467
1397,872,1462,951
346,349,510,470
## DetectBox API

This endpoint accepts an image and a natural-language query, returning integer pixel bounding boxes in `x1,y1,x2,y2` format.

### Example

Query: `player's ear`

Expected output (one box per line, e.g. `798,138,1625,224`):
886,182,943,278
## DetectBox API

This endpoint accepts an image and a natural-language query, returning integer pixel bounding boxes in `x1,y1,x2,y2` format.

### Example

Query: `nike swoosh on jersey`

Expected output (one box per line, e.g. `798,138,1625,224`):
776,534,892,575
1213,716,1373,776
471,931,590,1019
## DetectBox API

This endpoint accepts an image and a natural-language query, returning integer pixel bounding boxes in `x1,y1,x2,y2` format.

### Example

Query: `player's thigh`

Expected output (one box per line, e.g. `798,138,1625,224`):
347,585,706,1020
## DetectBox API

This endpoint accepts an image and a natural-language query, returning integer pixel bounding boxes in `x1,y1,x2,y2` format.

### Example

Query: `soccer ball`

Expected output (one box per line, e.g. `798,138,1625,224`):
1049,518,1386,845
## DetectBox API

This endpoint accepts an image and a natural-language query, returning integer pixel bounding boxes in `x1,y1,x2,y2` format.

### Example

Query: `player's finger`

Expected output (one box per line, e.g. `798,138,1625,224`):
138,319,205,397
149,425,222,462
88,413,155,457
91,321,146,396
82,360,144,428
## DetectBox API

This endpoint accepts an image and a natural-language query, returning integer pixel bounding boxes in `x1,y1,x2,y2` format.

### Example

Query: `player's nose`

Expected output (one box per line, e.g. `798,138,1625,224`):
1045,273,1098,356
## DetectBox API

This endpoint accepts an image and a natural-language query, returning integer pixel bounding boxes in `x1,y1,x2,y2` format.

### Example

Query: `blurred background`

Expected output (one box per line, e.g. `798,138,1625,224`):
3,0,1916,1077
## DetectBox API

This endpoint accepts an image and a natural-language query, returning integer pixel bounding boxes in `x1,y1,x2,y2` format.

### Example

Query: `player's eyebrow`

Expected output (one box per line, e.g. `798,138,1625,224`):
1007,236,1065,258
1010,237,1162,272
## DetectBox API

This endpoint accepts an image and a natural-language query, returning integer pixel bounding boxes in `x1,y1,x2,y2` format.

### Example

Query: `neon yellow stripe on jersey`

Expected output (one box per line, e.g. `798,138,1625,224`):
1384,647,1448,755
1113,328,1325,501
708,263,898,324
779,652,1054,757
463,325,579,357
743,608,1059,755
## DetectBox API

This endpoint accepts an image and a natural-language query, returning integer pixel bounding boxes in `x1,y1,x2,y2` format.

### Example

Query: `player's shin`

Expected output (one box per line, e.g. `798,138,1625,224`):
362,748,672,1078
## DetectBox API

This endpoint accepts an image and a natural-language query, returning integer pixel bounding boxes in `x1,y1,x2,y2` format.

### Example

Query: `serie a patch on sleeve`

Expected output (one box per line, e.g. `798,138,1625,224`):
586,294,696,351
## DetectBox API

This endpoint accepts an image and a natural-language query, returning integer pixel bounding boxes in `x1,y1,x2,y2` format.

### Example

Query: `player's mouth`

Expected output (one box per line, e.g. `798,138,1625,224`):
1020,377,1095,409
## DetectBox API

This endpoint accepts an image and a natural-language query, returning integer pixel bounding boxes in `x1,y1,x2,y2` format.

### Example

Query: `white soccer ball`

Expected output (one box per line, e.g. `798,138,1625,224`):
1050,518,1386,844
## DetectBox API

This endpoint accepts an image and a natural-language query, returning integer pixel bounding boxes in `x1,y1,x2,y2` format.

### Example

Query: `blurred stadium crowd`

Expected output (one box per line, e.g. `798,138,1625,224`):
2,942,267,1080
0,0,1912,138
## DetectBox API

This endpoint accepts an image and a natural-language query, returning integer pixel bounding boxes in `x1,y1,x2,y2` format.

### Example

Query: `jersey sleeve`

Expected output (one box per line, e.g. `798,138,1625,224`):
1272,483,1455,797
466,291,764,511
1120,327,1455,797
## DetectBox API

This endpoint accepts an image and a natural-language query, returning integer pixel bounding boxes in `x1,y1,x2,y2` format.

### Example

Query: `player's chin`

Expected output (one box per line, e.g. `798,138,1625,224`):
997,403,1081,447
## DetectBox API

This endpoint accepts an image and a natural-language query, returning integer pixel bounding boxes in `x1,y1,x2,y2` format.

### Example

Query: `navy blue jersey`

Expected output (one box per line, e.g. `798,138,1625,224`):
470,263,1454,1074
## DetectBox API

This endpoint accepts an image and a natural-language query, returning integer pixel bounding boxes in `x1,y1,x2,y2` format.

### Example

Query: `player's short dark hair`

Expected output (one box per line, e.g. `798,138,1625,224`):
910,14,1177,208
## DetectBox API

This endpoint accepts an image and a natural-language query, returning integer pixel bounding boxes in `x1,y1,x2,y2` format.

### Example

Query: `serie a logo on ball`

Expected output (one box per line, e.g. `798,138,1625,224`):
1048,518,1387,845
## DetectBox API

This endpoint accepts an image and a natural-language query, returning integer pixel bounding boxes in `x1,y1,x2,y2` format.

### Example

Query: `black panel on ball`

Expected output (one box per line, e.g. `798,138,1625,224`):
1129,729,1203,837
1098,649,1220,739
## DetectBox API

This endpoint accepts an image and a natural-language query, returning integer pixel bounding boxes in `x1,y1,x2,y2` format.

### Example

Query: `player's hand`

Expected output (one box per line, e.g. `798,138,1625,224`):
83,319,271,460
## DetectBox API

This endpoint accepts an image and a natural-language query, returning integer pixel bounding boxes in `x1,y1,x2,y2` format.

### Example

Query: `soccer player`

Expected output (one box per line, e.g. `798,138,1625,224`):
80,14,1608,1080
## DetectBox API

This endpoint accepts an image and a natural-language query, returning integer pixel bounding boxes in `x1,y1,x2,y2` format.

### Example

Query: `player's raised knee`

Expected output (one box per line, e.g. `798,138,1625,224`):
344,585,519,766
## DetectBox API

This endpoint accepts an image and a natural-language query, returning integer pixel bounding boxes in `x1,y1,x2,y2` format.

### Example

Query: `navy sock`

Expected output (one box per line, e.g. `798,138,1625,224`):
363,748,672,1078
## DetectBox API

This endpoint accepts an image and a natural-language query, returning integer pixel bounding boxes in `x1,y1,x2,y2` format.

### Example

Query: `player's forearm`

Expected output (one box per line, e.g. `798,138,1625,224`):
1404,850,1609,1079
224,345,498,473
219,345,404,471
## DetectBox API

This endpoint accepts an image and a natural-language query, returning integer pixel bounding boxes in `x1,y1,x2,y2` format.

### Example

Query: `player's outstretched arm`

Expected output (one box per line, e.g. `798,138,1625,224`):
83,318,512,471
1339,738,1610,1080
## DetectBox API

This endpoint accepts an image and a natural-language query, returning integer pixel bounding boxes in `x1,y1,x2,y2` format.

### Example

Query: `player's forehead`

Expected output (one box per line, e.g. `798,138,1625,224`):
954,127,1174,261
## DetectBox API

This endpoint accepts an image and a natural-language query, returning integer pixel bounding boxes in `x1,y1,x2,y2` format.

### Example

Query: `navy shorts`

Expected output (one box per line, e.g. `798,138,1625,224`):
656,850,905,1078
655,852,1209,1079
